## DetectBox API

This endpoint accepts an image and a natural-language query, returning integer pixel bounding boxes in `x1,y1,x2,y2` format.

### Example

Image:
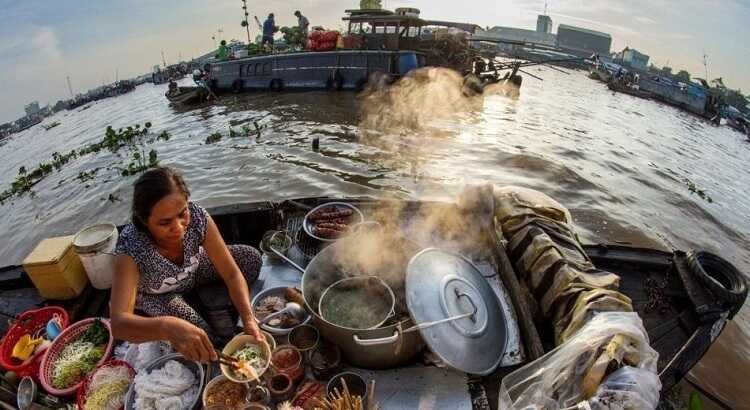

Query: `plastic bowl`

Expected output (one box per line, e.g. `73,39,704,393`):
123,353,204,410
221,334,272,383
39,318,113,396
251,287,312,336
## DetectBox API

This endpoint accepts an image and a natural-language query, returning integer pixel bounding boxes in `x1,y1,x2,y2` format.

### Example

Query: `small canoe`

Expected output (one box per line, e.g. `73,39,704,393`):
165,86,206,105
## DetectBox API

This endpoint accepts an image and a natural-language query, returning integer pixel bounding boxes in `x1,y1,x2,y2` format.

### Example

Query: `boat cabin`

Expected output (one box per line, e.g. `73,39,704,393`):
342,9,427,51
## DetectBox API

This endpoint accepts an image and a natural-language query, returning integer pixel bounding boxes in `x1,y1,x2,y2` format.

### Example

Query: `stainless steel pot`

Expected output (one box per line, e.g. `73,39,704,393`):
276,232,424,369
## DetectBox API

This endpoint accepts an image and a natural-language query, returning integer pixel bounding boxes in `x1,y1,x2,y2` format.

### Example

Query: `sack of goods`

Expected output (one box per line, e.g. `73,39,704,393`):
492,186,661,409
308,31,340,52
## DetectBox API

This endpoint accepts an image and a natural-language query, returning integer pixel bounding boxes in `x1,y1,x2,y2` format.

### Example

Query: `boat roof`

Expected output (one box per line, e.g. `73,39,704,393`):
343,9,428,26
423,20,482,33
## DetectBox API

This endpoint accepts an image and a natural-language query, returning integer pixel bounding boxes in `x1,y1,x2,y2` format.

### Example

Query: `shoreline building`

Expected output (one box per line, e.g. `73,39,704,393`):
556,24,611,57
536,14,552,34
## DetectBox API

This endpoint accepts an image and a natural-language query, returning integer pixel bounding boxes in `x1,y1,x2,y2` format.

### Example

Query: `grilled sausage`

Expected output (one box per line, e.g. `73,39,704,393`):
309,208,354,221
315,222,349,232
314,226,342,238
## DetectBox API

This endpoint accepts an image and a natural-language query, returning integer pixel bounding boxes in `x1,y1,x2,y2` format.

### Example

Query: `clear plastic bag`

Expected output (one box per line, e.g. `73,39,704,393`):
498,312,660,410
586,367,661,410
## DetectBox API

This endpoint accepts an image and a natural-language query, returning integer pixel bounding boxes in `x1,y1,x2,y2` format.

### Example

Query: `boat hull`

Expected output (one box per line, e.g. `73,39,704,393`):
208,50,425,91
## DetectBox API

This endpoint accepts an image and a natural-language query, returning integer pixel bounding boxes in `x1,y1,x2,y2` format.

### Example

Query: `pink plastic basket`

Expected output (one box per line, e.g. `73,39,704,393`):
38,318,113,396
76,359,135,410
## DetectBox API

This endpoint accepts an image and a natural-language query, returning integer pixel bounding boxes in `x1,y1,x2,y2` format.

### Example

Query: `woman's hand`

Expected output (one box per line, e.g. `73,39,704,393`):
164,317,217,363
242,314,263,341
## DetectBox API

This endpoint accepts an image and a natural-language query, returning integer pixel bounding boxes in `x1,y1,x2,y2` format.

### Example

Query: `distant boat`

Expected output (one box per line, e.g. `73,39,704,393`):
165,86,207,105
42,121,61,131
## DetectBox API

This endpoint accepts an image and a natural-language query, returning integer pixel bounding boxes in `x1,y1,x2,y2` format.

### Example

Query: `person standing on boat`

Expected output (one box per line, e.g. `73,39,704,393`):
262,13,277,50
217,40,230,61
294,10,310,38
110,167,263,363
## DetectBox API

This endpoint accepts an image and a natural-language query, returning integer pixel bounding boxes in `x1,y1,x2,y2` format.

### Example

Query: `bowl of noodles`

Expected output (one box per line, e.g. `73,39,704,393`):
221,334,272,383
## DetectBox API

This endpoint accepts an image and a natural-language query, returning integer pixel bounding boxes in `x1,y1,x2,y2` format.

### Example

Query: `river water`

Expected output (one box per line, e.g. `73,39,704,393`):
1,66,748,406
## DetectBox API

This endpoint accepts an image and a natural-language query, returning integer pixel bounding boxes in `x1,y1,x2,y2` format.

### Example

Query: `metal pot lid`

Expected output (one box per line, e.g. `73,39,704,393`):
73,223,117,252
406,248,507,375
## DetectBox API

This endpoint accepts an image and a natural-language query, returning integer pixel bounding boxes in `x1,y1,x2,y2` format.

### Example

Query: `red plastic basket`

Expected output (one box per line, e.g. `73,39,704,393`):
0,306,69,379
39,318,114,396
76,359,135,410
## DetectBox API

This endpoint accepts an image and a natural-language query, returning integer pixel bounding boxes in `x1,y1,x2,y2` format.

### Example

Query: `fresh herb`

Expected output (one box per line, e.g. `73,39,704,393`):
80,319,109,345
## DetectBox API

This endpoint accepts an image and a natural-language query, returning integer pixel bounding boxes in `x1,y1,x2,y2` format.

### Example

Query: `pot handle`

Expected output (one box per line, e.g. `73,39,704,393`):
353,332,399,346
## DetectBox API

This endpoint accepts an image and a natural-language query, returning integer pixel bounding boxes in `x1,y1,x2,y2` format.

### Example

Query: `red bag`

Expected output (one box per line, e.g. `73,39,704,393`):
309,31,323,41
322,31,339,43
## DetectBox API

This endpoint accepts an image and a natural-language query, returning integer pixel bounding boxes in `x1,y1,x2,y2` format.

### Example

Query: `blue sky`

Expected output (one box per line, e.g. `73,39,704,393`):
1,0,748,123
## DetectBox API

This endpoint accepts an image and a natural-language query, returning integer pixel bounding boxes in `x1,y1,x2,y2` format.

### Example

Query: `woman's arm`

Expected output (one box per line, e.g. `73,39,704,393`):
202,215,263,340
110,254,216,362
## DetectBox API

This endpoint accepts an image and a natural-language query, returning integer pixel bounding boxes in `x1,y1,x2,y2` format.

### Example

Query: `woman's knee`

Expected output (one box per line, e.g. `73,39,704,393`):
228,245,262,282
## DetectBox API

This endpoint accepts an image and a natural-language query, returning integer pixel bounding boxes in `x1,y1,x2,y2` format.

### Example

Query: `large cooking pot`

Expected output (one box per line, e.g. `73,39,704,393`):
296,232,425,369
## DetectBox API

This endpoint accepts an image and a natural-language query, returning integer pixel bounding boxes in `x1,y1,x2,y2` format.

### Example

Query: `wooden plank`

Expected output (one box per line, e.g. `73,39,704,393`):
485,226,545,360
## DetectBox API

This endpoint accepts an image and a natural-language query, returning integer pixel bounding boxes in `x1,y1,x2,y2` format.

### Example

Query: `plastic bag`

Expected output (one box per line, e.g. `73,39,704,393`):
498,312,659,410
585,367,661,410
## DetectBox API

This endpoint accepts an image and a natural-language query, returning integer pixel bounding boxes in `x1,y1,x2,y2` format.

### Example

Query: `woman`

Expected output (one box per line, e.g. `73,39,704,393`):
110,167,263,363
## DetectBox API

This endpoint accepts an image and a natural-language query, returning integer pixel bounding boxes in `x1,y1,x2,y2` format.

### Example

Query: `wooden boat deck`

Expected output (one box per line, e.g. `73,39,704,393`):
0,197,741,409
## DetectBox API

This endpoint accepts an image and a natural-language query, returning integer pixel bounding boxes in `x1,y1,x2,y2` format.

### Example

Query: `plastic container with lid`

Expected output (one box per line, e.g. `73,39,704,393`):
73,223,118,290
22,235,88,300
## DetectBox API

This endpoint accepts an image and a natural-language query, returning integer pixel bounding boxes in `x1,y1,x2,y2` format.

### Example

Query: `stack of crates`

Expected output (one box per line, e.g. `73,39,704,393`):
22,235,89,300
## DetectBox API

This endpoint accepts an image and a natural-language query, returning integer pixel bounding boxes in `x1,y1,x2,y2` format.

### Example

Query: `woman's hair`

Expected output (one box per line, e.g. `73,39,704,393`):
132,166,190,232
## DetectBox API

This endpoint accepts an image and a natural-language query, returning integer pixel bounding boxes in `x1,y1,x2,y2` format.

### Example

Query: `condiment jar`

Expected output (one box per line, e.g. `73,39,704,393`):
268,373,295,403
309,341,342,381
270,345,304,383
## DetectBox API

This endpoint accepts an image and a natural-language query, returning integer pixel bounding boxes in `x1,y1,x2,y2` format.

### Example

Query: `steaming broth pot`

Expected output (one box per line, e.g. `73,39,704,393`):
301,230,425,369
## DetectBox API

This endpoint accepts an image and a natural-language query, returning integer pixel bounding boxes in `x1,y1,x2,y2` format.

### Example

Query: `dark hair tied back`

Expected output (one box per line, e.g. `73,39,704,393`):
132,167,190,232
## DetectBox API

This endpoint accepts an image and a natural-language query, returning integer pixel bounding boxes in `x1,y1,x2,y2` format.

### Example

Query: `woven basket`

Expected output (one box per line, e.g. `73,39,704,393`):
38,318,113,396
76,359,135,410
0,306,69,379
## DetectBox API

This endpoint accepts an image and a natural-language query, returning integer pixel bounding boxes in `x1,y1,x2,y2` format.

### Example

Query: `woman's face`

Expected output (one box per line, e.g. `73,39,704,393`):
146,192,190,247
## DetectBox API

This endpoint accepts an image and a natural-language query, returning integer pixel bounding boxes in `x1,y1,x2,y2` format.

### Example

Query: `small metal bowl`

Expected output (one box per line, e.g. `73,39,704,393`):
259,230,293,262
303,202,364,242
327,372,367,398
202,374,249,408
287,324,320,353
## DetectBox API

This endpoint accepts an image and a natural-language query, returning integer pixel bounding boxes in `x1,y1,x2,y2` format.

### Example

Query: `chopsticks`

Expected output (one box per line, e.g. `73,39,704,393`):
216,350,237,366
216,349,259,382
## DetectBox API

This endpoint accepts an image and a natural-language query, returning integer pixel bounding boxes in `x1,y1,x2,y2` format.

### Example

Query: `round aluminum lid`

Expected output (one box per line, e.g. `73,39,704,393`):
406,248,507,375
73,223,117,253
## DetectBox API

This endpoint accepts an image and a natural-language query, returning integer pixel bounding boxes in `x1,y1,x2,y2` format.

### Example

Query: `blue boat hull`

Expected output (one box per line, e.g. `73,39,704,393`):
208,50,425,91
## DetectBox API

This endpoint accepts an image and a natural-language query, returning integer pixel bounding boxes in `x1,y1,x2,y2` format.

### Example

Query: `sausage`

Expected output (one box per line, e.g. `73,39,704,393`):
308,208,354,221
314,226,342,238
315,222,349,232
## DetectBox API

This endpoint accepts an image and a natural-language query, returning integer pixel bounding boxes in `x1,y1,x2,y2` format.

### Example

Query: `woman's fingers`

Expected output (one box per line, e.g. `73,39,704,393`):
179,344,199,362
199,330,217,362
